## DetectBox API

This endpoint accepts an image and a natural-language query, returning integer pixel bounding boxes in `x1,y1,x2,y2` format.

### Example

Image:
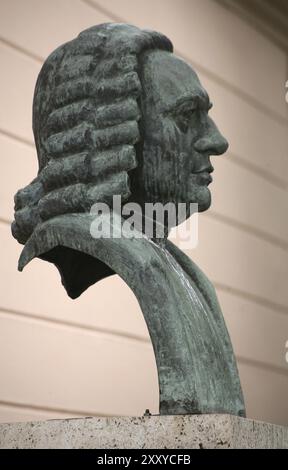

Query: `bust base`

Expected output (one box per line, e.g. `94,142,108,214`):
0,414,287,449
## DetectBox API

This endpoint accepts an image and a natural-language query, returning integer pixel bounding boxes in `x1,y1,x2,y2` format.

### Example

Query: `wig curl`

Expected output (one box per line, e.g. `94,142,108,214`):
12,23,173,246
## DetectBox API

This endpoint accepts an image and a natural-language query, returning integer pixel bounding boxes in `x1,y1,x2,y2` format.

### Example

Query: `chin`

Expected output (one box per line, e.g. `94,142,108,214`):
198,199,211,212
188,185,211,213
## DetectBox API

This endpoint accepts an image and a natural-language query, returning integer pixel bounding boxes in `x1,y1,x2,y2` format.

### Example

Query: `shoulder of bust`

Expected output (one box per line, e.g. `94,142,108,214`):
18,213,167,295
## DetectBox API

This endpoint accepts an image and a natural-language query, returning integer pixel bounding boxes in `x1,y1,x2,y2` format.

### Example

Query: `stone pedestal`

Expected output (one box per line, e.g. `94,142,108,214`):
0,414,287,449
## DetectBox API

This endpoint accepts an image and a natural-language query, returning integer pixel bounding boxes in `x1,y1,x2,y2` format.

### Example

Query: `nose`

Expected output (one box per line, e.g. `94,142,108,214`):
194,117,229,156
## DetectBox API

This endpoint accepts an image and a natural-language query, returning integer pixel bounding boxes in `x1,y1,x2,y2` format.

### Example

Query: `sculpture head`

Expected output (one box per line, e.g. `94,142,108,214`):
12,23,228,296
134,50,228,215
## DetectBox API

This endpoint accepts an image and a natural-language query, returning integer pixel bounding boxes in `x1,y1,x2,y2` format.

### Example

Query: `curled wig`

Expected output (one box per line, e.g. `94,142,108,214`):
12,23,173,243
11,23,173,297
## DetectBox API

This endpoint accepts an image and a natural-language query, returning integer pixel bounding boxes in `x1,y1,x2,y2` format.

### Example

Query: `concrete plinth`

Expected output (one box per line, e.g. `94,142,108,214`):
0,414,287,449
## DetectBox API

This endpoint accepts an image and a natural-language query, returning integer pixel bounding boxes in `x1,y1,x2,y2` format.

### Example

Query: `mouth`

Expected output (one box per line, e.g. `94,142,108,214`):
192,166,214,185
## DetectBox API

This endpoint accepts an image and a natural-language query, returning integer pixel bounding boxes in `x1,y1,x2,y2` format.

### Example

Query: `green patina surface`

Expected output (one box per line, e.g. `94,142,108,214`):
12,23,245,417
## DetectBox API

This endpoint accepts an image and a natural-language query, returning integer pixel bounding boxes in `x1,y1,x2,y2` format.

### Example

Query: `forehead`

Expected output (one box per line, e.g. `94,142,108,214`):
141,50,209,111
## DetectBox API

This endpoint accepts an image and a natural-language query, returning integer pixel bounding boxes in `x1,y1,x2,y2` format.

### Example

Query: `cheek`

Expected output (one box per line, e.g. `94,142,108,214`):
140,119,193,203
157,119,189,173
158,120,192,201
162,118,189,153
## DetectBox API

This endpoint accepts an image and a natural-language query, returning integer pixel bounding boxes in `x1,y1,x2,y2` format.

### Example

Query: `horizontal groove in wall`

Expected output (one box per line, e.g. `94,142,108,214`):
81,0,124,28
0,217,12,226
216,0,288,55
0,399,114,418
206,211,288,253
214,282,288,318
0,35,44,63
0,127,34,148
0,3,287,128
82,0,288,127
237,356,288,378
0,307,150,344
228,151,288,190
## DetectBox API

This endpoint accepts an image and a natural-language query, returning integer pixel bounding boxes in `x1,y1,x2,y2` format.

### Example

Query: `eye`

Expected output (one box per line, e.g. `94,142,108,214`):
175,107,196,133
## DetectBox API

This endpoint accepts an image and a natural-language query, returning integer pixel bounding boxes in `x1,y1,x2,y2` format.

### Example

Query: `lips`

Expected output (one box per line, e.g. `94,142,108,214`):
192,166,214,185
196,171,213,185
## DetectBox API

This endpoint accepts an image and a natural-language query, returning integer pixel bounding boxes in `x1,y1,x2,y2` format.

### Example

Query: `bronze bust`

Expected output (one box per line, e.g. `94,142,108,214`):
12,23,245,417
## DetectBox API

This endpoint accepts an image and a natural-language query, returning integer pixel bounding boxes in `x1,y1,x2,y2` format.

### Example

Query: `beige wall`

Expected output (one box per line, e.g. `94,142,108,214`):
0,0,288,425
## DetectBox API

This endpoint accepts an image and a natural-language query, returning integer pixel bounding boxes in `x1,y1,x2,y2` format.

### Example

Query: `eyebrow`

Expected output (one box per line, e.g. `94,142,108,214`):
163,92,212,114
